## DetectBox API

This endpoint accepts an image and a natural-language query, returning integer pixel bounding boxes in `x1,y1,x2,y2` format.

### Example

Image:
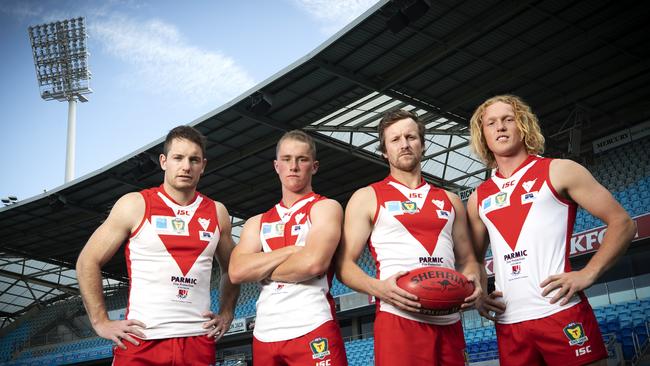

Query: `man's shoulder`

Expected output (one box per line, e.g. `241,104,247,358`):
311,197,343,212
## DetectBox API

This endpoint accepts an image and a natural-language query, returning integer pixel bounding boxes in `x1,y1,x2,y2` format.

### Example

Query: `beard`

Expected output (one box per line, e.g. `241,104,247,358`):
390,154,421,172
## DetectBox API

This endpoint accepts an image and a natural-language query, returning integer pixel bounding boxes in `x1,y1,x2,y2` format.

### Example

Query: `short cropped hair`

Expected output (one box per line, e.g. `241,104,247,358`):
276,130,317,160
163,125,207,158
469,95,545,168
377,109,425,154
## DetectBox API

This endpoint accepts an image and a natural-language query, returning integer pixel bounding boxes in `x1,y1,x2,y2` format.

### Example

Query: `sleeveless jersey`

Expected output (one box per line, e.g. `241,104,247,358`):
254,192,337,342
476,155,580,324
125,185,220,339
369,176,459,325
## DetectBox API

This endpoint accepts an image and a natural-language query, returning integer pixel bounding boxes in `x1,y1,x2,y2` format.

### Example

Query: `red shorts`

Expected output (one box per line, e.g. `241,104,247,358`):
253,320,348,366
496,301,607,366
112,335,215,366
374,311,467,366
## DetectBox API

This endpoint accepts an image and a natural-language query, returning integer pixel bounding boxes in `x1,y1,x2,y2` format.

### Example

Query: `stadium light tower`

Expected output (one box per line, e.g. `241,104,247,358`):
28,17,92,183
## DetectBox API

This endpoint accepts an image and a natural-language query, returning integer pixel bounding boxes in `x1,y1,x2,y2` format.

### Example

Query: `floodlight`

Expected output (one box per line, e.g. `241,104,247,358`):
28,17,92,183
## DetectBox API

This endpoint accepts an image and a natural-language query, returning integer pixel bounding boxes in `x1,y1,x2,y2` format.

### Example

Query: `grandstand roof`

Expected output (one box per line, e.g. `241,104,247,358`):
1,0,649,325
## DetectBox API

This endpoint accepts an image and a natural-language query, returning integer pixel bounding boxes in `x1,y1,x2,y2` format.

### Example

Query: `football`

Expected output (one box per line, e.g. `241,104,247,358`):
396,266,474,315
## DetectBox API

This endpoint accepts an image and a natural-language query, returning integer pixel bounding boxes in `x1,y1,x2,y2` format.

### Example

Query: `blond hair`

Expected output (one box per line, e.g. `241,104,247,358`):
276,130,317,160
469,95,545,168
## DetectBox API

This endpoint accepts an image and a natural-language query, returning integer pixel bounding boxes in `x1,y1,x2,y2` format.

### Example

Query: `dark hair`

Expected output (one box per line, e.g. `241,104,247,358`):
163,126,207,158
377,109,425,153
276,130,317,160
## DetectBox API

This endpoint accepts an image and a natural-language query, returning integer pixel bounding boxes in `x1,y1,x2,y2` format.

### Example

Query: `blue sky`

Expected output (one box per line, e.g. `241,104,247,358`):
0,0,379,202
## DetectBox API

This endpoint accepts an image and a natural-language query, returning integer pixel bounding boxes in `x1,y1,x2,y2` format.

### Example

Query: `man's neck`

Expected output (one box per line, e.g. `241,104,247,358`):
281,186,313,208
162,182,196,206
389,167,422,189
494,150,529,178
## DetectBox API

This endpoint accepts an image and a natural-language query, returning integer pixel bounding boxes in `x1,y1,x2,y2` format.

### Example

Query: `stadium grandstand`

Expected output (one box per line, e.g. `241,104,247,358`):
1,0,649,365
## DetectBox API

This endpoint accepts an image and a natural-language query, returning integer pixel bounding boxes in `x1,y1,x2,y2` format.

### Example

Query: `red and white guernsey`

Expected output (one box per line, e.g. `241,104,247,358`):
370,176,459,325
125,185,220,339
476,155,580,324
254,192,336,342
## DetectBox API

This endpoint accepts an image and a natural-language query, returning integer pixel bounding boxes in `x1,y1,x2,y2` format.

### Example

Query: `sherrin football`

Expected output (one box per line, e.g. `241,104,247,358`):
396,266,474,315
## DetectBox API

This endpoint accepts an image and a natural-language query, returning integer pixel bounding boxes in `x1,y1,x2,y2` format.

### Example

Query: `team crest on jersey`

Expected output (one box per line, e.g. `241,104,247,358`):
295,213,305,224
177,289,189,299
171,218,186,233
495,192,508,206
401,200,418,214
436,210,450,219
198,217,210,230
310,337,330,359
522,179,537,192
432,199,444,210
521,191,537,204
564,322,589,346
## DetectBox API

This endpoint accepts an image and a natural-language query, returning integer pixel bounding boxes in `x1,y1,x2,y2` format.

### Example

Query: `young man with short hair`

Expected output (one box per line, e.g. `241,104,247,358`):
77,126,240,366
229,130,348,366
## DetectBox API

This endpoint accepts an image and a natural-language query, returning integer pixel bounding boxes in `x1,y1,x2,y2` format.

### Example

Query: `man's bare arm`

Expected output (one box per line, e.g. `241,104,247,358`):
76,193,146,349
335,187,420,312
446,191,482,308
467,191,505,320
228,215,300,284
202,202,240,341
541,159,636,305
270,199,343,283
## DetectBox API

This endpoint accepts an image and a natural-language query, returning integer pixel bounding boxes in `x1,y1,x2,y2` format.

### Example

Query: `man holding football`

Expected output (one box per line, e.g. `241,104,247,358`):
467,95,635,366
336,109,482,365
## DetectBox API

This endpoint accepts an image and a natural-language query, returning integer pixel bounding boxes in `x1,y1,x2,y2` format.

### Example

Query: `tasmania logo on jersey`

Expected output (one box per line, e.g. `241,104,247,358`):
401,201,418,214
171,218,185,233
564,322,589,346
310,337,330,360
495,192,508,206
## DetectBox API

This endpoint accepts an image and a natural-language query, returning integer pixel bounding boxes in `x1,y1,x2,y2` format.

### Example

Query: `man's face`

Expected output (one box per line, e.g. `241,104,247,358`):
482,101,524,158
382,118,423,172
160,138,206,191
274,138,318,193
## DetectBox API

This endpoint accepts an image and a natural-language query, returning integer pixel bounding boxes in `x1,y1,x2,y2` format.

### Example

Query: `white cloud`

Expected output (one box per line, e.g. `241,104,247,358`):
291,0,380,35
90,16,255,108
